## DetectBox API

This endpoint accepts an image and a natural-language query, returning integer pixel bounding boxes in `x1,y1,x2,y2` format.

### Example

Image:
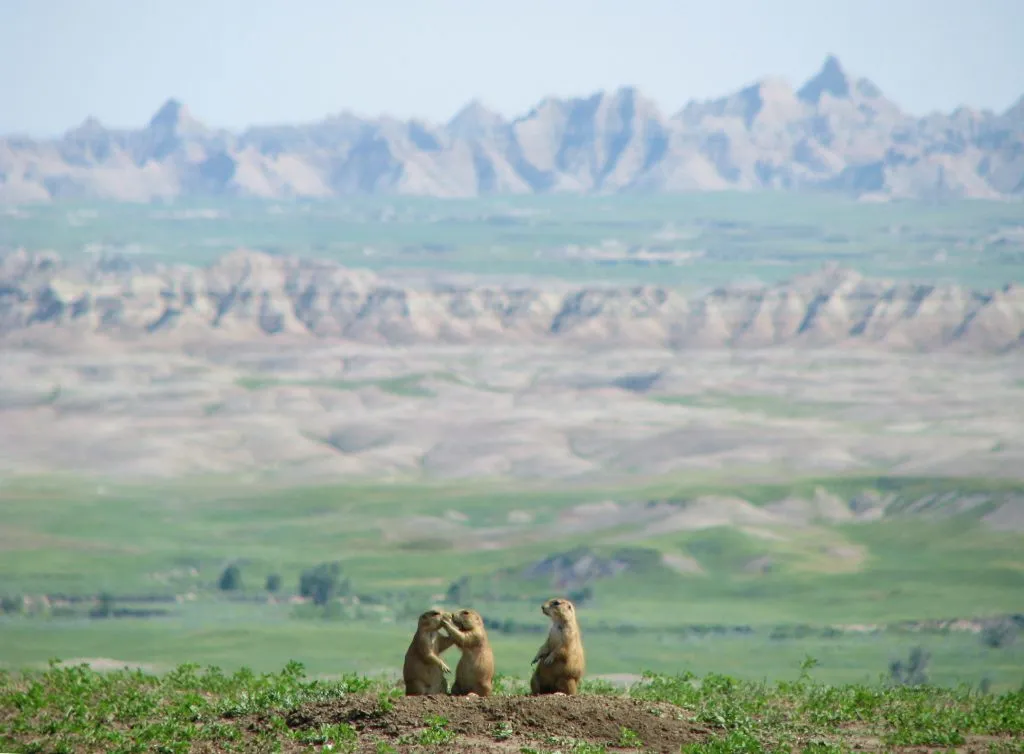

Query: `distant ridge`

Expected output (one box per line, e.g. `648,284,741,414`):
2,248,1022,353
1,56,1022,203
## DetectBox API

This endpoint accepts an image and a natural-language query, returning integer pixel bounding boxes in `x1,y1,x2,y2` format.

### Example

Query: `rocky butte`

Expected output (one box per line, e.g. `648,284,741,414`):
1,56,1022,202
1,248,1021,353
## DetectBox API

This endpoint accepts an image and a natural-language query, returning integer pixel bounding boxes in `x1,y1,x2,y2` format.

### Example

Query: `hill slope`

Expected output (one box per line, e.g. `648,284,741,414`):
2,248,1022,352
2,56,1022,202
2,251,1022,481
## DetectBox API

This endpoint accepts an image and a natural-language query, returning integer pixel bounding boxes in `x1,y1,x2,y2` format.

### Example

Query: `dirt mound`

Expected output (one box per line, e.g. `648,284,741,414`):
280,693,708,753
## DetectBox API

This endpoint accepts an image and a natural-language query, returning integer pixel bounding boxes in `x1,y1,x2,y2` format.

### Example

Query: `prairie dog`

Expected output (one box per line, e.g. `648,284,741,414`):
530,597,585,695
403,609,456,695
439,608,495,697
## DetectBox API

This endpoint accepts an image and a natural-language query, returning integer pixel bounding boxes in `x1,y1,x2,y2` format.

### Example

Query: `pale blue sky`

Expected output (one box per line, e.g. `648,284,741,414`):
1,0,1022,136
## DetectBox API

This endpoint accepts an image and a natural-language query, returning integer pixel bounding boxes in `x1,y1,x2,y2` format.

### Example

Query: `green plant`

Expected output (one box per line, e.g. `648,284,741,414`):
888,646,931,686
617,726,643,748
293,722,358,750
542,738,608,754
265,572,282,593
1,595,24,614
218,563,243,591
89,591,115,618
299,561,350,606
446,574,472,604
376,688,399,714
417,715,456,746
2,662,1024,753
981,620,1019,649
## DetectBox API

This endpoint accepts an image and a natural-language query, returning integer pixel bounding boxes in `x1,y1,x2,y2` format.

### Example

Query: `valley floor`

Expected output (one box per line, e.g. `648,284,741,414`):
2,344,1022,482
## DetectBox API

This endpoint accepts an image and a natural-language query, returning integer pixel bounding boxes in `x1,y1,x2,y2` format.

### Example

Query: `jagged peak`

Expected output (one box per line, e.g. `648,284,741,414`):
1004,94,1024,120
694,76,795,106
798,55,853,103
673,76,800,127
524,86,642,112
449,98,502,123
148,98,184,127
738,77,795,107
595,86,666,120
447,98,506,138
585,86,657,107
753,76,797,99
147,98,205,133
515,94,563,121
510,86,666,133
65,116,107,138
855,78,883,99
602,85,641,102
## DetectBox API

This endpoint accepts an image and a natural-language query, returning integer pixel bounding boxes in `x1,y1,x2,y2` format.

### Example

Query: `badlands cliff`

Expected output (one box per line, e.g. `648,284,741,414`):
1,248,1021,352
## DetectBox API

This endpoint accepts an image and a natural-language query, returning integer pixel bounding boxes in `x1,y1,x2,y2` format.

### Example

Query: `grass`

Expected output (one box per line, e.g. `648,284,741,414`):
3,194,1021,290
651,393,854,420
630,663,1024,753
0,660,371,753
1,473,1022,690
233,373,455,397
1,475,1020,619
3,610,1023,690
1,660,1022,753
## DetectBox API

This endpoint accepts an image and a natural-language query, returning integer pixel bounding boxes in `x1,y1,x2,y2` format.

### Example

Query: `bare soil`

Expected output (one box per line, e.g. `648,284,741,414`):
3,341,1022,484
271,693,710,752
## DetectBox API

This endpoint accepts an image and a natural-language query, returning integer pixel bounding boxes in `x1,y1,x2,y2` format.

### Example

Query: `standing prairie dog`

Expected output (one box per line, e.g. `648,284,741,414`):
403,609,456,695
530,597,585,695
439,608,495,697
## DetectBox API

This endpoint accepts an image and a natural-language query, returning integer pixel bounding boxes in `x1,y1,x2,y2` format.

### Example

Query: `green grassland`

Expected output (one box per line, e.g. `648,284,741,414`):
233,372,458,397
1,660,1022,753
1,474,1022,693
3,192,1023,752
2,193,1022,288
1,614,1021,692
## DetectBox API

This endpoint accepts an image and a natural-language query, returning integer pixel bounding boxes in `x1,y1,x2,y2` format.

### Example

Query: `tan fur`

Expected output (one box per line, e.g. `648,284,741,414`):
530,597,585,695
439,608,495,697
402,609,456,695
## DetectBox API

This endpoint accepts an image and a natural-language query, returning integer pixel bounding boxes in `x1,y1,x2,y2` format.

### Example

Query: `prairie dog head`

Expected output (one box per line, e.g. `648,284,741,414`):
417,608,448,632
541,598,576,625
450,608,485,632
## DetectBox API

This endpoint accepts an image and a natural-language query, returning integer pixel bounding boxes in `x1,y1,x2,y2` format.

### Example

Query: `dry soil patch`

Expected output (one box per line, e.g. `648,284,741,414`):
278,693,709,753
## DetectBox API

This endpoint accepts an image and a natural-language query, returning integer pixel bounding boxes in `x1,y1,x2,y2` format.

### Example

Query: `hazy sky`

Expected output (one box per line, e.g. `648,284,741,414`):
2,0,1022,136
